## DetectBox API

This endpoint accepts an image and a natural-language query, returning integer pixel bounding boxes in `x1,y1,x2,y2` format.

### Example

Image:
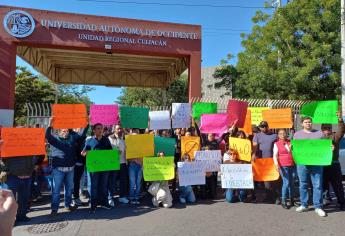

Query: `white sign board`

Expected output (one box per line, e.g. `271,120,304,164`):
172,103,191,128
0,109,14,127
177,162,205,186
220,164,254,189
194,150,222,172
149,110,171,130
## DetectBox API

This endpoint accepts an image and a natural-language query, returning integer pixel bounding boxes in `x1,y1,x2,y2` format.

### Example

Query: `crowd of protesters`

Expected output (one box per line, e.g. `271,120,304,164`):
0,111,344,230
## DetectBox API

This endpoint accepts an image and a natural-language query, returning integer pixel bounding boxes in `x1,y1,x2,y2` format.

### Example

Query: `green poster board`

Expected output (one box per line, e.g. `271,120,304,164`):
143,156,175,181
154,136,176,156
192,102,217,120
120,106,149,129
301,101,338,124
291,139,332,166
86,149,120,172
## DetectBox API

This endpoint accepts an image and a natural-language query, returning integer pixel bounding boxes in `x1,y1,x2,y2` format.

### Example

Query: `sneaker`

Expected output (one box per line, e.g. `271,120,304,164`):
130,200,140,205
281,202,290,210
323,198,332,206
100,204,112,210
315,208,327,217
74,198,84,206
119,197,129,204
296,206,308,213
65,205,77,212
108,199,115,207
50,211,58,217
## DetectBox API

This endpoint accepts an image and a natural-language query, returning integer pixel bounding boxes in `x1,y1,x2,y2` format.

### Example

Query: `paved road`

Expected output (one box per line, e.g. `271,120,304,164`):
12,193,345,236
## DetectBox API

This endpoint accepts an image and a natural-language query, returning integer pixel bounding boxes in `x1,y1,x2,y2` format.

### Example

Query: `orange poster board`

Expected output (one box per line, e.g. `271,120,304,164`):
181,136,200,159
252,158,280,181
52,104,88,129
0,128,46,158
262,108,293,129
239,109,252,135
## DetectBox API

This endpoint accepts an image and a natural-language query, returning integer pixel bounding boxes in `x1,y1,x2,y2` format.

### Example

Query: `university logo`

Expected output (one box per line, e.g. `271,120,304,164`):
3,10,35,38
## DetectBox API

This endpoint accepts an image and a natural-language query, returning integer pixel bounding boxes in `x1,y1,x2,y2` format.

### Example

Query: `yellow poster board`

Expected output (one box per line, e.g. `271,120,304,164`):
229,137,252,162
248,107,270,126
125,134,154,159
181,136,200,159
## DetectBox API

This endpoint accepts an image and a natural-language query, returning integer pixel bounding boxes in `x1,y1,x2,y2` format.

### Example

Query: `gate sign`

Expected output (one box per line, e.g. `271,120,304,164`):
3,10,35,38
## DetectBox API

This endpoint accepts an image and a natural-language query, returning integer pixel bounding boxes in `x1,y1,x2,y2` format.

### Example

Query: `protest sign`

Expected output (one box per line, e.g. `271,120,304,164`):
220,164,254,189
143,156,175,181
154,136,176,156
181,136,200,159
149,110,171,130
227,100,248,128
86,149,120,172
52,104,88,129
0,128,46,158
90,104,119,125
125,134,154,159
239,109,252,135
194,150,222,172
200,114,229,134
291,139,332,166
177,162,205,186
0,109,14,127
262,108,293,129
252,158,280,181
248,107,270,126
192,102,217,120
229,137,252,162
120,106,149,129
172,103,191,128
301,100,338,124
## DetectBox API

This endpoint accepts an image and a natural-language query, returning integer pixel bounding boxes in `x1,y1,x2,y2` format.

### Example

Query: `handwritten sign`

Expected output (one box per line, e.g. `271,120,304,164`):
90,104,119,125
192,102,217,120
181,136,200,159
177,162,205,186
262,108,293,129
200,113,229,134
194,150,222,172
248,107,270,126
172,103,191,128
154,136,176,156
291,139,332,166
143,156,175,181
0,128,46,158
301,100,338,124
125,134,154,159
252,158,280,181
239,109,252,135
120,106,149,129
229,137,252,162
86,149,120,172
220,164,254,189
52,104,88,129
0,109,14,127
149,110,171,130
227,100,248,128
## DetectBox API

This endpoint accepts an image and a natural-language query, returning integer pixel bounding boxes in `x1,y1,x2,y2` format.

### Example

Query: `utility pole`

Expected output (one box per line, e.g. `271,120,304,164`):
341,0,345,114
272,0,282,64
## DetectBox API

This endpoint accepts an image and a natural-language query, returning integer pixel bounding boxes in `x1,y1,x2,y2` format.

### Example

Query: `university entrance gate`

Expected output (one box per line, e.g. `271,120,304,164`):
0,5,201,125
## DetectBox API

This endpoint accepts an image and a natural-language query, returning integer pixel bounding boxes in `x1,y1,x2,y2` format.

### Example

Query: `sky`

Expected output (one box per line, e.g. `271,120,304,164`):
2,0,277,104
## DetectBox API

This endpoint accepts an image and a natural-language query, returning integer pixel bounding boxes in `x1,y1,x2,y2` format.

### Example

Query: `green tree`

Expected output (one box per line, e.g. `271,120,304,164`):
118,74,188,106
217,0,340,100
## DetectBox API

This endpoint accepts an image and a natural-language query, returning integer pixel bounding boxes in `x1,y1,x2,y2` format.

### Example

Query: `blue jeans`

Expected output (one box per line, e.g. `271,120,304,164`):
297,165,323,209
225,189,247,203
6,175,31,218
90,171,109,208
128,162,142,200
51,168,74,212
280,166,295,202
179,185,196,203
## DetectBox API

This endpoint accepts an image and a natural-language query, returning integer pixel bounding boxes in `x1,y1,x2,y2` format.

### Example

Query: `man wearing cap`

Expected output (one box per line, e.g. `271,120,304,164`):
321,115,345,211
252,121,279,203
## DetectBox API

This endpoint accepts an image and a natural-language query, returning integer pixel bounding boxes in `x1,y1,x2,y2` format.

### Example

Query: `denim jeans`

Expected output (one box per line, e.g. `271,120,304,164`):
179,185,196,203
6,175,31,218
225,189,247,203
297,165,323,209
128,162,142,200
90,171,109,208
51,168,74,212
280,166,295,202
